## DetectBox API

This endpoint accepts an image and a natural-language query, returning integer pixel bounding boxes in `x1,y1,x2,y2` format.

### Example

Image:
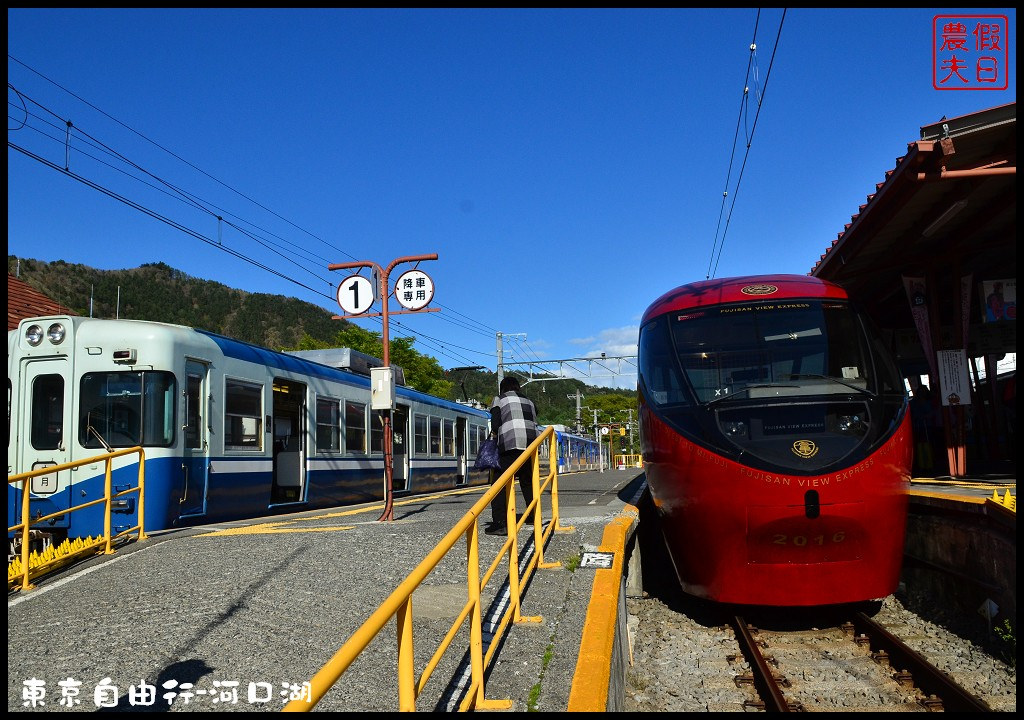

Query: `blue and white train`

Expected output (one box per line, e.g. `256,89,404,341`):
538,425,602,474
8,315,492,542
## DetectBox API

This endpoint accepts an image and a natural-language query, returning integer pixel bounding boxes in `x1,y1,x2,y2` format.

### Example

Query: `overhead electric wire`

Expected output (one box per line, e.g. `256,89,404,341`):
10,86,338,288
9,59,505,367
705,8,787,280
9,54,361,266
8,140,335,301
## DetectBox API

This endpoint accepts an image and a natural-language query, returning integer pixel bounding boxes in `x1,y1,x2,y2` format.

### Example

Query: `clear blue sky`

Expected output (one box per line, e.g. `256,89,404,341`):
7,8,1017,388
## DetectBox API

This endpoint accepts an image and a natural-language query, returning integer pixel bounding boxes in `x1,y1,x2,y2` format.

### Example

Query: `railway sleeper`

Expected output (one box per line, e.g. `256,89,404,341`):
892,669,915,689
870,649,891,667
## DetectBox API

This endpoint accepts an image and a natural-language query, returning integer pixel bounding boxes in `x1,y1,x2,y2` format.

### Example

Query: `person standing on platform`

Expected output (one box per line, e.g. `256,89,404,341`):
909,377,935,474
485,375,539,535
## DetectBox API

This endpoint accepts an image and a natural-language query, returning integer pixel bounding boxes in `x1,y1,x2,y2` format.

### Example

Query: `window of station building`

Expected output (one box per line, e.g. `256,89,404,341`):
79,371,176,449
442,418,455,456
429,416,442,456
224,379,263,451
316,397,340,453
414,413,428,455
346,400,367,453
370,409,386,453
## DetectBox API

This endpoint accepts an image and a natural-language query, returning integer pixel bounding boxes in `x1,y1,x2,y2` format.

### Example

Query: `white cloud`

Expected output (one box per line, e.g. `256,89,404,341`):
581,325,639,358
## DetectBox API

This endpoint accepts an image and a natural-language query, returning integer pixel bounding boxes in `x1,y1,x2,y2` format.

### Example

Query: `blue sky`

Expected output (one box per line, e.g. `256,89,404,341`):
7,8,1017,388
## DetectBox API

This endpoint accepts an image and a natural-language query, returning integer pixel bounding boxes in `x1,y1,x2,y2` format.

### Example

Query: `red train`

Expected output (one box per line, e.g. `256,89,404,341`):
638,275,912,606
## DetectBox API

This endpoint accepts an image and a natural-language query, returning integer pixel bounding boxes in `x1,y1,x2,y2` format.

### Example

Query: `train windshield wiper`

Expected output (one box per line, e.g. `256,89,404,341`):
787,374,877,398
704,385,758,405
705,376,875,405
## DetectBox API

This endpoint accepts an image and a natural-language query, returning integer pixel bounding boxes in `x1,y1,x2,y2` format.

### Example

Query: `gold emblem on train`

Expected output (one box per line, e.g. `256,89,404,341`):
741,284,778,296
792,440,819,458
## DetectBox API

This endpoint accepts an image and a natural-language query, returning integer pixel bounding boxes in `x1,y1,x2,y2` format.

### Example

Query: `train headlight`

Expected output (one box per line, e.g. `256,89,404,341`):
47,323,66,345
25,324,44,346
837,415,861,432
723,420,747,437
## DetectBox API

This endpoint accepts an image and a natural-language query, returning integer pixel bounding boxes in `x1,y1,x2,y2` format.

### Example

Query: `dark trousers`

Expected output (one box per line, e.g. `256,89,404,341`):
489,450,535,526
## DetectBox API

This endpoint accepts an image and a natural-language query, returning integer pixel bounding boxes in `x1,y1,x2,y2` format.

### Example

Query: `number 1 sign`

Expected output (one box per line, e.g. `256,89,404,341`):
337,274,375,315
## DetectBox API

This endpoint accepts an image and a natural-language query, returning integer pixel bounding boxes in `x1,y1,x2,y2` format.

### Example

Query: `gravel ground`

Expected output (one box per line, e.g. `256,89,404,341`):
624,586,1017,713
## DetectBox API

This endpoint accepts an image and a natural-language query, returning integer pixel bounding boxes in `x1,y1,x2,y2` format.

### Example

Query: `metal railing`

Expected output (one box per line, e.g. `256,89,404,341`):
283,426,572,712
8,447,147,591
613,453,643,469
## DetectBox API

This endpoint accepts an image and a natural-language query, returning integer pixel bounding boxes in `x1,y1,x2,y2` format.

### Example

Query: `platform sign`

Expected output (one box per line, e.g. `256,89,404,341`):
580,551,615,569
394,269,434,311
937,349,972,406
337,275,374,315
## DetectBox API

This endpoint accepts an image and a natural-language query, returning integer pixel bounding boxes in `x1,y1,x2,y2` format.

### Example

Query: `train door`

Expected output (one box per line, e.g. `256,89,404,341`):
455,417,468,485
179,360,209,518
16,359,72,531
392,405,409,492
271,379,306,504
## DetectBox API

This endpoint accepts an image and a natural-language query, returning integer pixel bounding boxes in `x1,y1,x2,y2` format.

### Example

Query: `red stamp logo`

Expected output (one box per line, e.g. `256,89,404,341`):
933,15,1009,90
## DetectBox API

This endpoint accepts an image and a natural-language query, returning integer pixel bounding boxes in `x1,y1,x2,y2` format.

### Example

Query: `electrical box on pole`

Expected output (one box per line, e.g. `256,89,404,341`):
371,366,396,410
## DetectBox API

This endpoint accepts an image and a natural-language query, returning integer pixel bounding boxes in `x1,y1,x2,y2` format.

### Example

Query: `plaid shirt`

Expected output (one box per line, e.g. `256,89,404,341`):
490,391,539,451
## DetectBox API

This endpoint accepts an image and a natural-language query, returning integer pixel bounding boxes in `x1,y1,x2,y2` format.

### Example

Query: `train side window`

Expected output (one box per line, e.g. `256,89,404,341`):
429,416,442,456
225,379,263,451
370,409,386,453
31,374,64,451
414,414,428,455
469,424,482,456
316,397,340,452
443,418,455,456
185,374,202,449
345,400,366,453
143,373,176,446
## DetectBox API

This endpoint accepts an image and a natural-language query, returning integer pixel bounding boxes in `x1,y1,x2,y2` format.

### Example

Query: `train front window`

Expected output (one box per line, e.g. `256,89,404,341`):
79,371,176,448
638,316,689,406
670,301,874,404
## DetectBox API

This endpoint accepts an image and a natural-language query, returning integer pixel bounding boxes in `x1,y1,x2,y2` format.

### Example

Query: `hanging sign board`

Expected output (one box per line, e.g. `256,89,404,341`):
937,349,971,406
337,275,374,315
394,269,434,311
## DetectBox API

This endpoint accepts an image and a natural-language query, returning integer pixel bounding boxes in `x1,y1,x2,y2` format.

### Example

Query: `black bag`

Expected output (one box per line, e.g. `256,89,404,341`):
474,437,501,470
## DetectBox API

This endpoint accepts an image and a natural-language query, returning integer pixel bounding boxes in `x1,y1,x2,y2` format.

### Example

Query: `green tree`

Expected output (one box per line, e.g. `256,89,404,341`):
292,327,453,397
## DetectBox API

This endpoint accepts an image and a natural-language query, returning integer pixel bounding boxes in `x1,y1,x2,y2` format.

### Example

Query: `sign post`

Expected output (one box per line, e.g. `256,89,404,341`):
329,254,439,521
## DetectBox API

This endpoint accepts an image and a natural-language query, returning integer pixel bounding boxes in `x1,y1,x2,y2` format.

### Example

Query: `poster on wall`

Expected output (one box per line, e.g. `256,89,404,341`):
937,349,971,406
980,279,1016,322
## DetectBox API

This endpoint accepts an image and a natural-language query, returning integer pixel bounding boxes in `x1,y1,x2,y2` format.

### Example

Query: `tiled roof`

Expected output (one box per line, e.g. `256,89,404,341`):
7,274,76,330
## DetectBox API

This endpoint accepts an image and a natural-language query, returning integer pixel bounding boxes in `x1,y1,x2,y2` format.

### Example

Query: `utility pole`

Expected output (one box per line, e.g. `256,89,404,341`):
583,407,603,473
496,332,527,393
567,389,584,434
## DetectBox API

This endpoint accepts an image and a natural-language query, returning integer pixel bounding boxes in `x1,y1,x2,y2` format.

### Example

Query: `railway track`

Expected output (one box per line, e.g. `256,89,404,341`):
729,612,994,712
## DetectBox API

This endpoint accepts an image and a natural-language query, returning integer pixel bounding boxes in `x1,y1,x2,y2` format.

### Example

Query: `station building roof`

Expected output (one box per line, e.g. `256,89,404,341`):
7,273,77,331
810,102,1016,370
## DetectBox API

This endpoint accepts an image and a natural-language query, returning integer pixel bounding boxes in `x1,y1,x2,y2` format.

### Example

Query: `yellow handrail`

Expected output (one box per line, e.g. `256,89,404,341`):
613,453,643,469
283,426,573,712
7,447,147,591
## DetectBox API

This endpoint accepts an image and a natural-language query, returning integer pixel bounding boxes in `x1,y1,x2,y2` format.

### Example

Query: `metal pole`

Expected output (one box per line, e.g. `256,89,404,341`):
329,253,438,522
495,332,526,394
496,332,503,393
379,261,394,523
619,408,635,457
